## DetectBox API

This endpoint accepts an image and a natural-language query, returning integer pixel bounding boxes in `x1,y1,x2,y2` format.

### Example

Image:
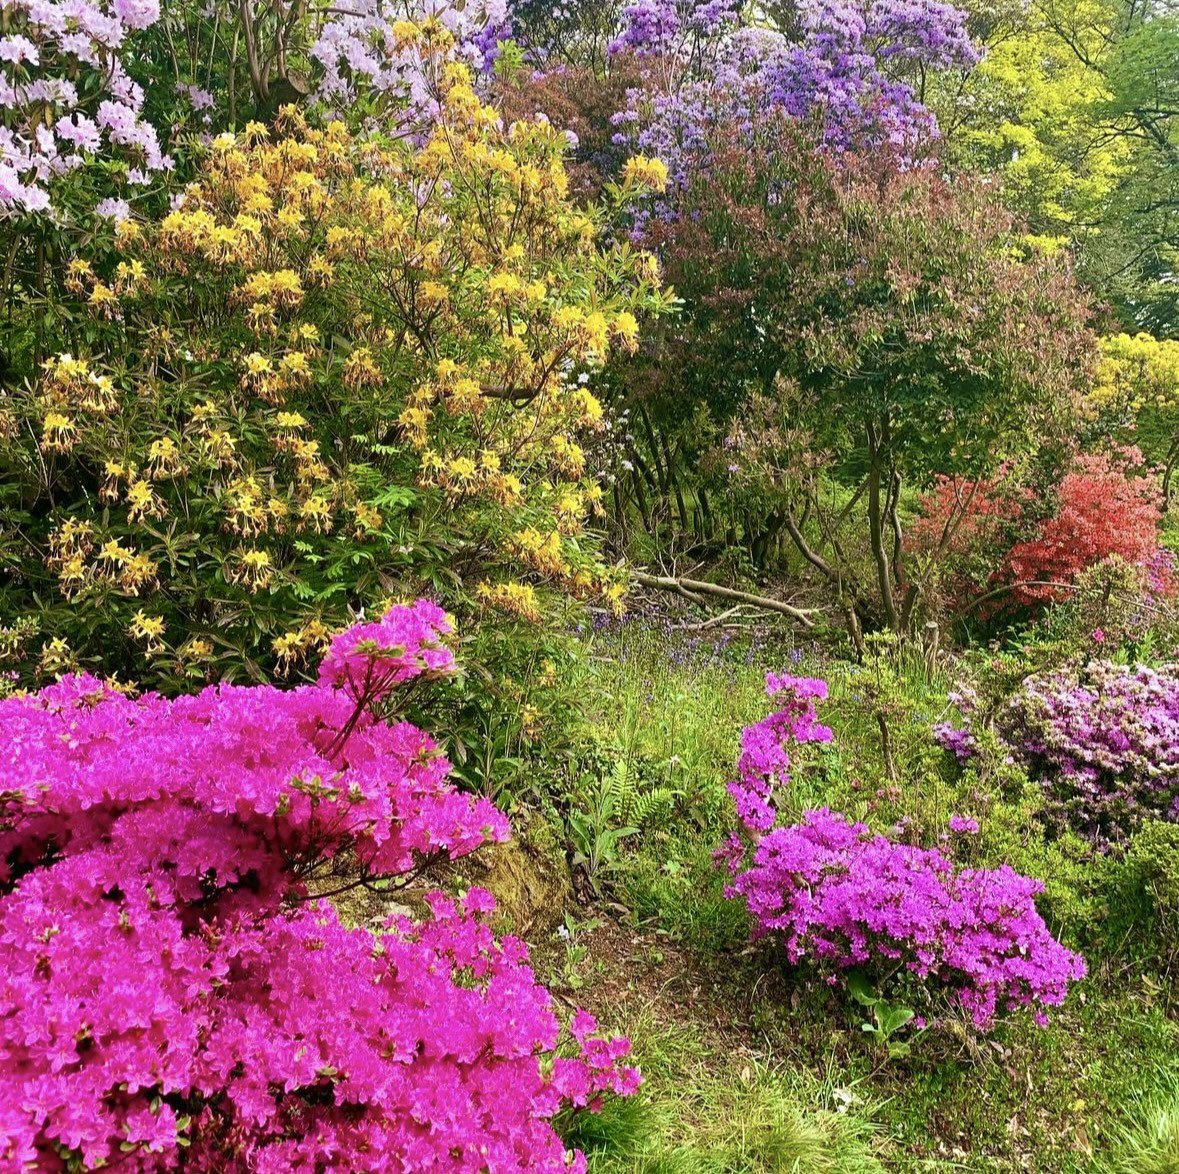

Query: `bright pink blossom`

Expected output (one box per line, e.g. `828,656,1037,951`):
0,603,635,1169
721,676,1086,1030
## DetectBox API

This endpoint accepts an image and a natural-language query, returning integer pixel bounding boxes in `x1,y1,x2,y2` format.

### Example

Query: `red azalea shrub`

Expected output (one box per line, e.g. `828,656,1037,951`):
0,601,636,1171
912,450,1171,614
908,472,1031,609
1004,451,1166,605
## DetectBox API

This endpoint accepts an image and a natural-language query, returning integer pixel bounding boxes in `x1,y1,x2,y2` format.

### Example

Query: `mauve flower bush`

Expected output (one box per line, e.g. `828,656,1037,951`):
721,675,1086,1029
999,661,1179,846
0,601,636,1170
605,0,978,210
1,0,171,214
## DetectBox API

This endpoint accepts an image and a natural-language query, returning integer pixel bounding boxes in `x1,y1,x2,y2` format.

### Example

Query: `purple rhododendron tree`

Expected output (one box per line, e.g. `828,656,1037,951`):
603,0,979,205
720,674,1086,1030
0,600,637,1170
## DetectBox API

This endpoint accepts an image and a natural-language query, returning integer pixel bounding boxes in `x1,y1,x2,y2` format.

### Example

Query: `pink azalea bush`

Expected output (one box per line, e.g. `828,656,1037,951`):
937,660,1179,847
719,675,1086,1029
0,600,637,1170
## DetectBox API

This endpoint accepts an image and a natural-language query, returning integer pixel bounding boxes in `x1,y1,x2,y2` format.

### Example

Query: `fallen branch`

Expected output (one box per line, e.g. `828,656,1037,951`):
632,571,817,626
674,605,747,632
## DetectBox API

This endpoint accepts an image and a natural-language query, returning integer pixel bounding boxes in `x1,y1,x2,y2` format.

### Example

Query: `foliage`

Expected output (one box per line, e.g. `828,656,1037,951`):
0,600,637,1169
1109,1082,1179,1174
639,125,1094,630
564,1021,886,1173
1113,820,1179,976
720,674,1086,1029
912,448,1173,616
0,56,670,688
937,0,1179,336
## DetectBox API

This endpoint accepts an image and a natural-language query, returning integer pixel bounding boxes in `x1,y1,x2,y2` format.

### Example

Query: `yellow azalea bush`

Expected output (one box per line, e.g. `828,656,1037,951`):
1091,333,1179,415
0,50,670,689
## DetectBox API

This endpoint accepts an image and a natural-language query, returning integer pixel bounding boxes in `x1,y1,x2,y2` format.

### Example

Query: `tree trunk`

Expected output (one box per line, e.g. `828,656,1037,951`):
866,419,899,630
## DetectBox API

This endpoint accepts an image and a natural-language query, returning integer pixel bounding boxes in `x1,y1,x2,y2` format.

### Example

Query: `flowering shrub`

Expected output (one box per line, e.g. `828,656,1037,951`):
515,0,979,218
1003,451,1166,606
911,450,1171,616
0,43,670,688
720,675,1086,1029
989,660,1179,845
0,600,637,1168
605,0,979,196
0,0,170,215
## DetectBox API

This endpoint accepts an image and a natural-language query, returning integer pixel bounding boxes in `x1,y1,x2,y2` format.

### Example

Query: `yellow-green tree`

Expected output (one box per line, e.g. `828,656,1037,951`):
1089,332,1179,497
934,0,1179,335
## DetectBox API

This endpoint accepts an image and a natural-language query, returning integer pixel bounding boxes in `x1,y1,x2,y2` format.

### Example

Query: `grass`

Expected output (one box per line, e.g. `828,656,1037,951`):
541,614,1179,1172
564,1015,886,1173
1108,1083,1179,1173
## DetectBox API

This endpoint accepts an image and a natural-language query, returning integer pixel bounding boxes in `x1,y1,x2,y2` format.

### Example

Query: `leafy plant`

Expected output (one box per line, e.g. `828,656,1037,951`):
848,973,920,1060
0,49,670,690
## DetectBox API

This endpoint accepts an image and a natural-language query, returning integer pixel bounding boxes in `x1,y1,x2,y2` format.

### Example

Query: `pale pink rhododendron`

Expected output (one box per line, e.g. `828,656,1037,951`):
0,0,170,215
720,674,1086,1030
0,601,636,1169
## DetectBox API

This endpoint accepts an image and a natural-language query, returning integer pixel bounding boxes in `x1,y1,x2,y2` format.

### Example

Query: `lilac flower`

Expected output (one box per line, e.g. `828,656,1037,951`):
948,814,979,834
94,195,130,221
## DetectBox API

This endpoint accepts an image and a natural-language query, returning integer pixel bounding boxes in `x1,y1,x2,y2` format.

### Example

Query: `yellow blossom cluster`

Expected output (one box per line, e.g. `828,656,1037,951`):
1090,333,1179,414
1,37,668,684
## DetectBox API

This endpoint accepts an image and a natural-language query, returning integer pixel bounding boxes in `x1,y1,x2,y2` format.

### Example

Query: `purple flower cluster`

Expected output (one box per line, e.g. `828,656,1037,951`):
999,660,1179,846
311,0,509,122
602,0,978,214
721,676,1086,1030
0,0,170,215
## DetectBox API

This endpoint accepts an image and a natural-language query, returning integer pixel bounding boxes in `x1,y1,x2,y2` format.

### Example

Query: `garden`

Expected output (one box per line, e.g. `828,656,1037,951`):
1,0,1177,1167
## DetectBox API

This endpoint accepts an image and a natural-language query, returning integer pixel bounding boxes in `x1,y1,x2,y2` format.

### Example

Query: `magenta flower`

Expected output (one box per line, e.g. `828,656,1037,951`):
721,675,1086,1030
0,603,635,1168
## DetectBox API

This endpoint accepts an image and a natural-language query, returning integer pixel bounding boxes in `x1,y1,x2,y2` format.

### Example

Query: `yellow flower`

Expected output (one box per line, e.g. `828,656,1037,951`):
488,271,524,302
343,347,382,389
126,478,166,522
88,283,119,315
128,610,167,654
477,580,542,623
231,547,275,592
298,495,334,532
41,412,77,452
352,502,383,534
622,155,669,192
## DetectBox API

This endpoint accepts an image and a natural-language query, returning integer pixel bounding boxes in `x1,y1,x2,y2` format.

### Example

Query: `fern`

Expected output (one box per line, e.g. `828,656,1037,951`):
598,754,678,832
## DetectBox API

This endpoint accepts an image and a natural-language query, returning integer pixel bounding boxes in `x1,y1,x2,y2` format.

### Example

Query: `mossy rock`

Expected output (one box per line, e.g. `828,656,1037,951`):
460,837,573,937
